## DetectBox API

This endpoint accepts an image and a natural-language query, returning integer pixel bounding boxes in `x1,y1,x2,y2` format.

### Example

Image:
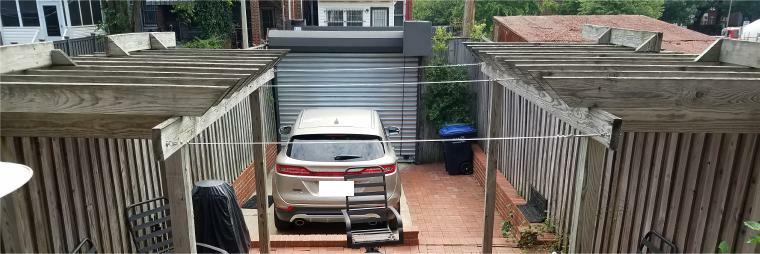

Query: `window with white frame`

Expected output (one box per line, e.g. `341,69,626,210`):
68,0,102,26
326,9,364,27
1,0,40,27
346,10,362,26
327,10,343,26
394,1,403,26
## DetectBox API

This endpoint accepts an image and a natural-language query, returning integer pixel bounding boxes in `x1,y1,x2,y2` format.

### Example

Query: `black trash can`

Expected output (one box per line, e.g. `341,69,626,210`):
192,180,250,253
439,124,477,175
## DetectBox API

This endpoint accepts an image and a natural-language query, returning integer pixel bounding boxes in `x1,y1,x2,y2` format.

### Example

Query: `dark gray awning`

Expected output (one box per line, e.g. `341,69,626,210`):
267,30,403,53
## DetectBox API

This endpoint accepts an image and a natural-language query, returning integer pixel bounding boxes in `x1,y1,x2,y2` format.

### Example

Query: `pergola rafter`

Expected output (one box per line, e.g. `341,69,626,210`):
468,26,760,253
1,32,287,253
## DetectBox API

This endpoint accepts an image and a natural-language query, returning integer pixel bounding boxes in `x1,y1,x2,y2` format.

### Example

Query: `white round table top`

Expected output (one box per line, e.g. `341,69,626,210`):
0,162,33,198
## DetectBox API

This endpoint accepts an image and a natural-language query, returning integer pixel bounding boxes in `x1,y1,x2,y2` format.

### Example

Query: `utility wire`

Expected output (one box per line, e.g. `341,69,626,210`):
274,63,483,72
186,133,604,146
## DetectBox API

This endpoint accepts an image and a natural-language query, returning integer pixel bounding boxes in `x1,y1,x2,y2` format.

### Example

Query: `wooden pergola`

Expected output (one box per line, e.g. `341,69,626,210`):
465,25,760,253
1,33,287,252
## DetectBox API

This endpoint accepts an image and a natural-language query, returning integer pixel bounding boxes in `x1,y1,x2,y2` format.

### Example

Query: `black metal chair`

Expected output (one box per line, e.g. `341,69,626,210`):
341,167,403,253
638,231,679,253
70,238,97,253
125,197,228,254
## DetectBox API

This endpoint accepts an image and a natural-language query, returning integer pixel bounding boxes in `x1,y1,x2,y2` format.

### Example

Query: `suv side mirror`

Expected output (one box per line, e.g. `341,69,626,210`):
279,126,292,135
386,126,400,136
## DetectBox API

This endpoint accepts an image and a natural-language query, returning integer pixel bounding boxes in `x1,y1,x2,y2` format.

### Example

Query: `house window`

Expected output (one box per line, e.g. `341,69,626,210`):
1,0,20,27
68,0,81,26
327,10,343,26
80,0,92,25
394,1,403,26
326,9,364,27
68,0,101,26
346,10,362,26
91,0,101,24
19,0,40,26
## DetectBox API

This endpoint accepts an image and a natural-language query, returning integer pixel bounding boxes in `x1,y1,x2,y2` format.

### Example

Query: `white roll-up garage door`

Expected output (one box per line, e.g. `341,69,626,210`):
275,53,419,161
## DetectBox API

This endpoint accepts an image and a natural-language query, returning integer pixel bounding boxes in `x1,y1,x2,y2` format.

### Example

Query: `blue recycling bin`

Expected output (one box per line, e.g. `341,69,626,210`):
438,124,477,175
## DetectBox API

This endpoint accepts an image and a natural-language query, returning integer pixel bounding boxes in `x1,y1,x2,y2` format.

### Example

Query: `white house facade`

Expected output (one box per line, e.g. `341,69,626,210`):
0,0,104,45
316,0,406,27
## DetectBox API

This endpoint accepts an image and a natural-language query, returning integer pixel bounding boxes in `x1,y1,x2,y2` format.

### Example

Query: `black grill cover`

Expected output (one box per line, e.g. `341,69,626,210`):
192,180,250,253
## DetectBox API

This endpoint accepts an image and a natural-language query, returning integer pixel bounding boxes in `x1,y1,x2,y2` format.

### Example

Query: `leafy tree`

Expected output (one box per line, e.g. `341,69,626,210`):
577,0,665,19
193,0,234,39
98,0,132,34
424,28,472,128
475,0,541,32
545,0,582,15
413,0,464,26
660,0,704,26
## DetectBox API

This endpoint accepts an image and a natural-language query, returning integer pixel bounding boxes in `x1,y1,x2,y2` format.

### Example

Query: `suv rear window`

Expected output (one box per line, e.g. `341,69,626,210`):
287,134,384,162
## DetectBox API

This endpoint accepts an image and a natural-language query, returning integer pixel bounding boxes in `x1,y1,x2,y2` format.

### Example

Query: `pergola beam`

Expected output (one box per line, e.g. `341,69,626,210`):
0,112,167,138
1,82,227,115
542,77,760,109
534,70,760,78
498,56,697,61
478,54,622,148
22,69,249,78
91,55,279,61
611,108,760,133
74,56,278,63
73,60,266,68
1,74,240,86
153,69,275,160
477,47,633,52
53,65,256,74
504,59,708,65
515,64,753,72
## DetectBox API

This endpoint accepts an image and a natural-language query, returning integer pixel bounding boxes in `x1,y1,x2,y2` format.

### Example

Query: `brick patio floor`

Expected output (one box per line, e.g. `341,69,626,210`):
400,163,511,247
257,163,520,253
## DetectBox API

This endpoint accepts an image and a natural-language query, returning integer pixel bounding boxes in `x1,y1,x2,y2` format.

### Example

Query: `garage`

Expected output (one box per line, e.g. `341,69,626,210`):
268,26,431,161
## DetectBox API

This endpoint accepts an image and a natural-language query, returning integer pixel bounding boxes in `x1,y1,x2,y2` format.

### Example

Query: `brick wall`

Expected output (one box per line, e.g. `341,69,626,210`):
472,144,556,243
232,144,278,206
249,0,262,44
472,144,529,228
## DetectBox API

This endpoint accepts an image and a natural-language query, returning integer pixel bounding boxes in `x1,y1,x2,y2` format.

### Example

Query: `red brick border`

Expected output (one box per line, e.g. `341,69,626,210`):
472,144,556,244
232,144,278,206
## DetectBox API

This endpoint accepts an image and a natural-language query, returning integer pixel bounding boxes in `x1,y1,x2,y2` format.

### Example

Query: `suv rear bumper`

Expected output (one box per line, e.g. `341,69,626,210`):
274,197,402,223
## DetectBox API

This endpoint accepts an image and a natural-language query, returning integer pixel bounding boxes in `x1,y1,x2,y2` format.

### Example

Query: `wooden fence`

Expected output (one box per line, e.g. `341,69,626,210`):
0,136,163,253
187,85,278,183
0,84,278,253
450,39,760,253
592,132,760,253
52,34,107,57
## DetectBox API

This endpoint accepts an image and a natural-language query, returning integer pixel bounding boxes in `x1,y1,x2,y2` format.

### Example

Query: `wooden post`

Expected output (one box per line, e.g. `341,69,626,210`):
64,36,71,56
569,136,590,252
463,0,476,37
240,0,249,48
482,81,502,253
162,146,197,253
249,88,270,253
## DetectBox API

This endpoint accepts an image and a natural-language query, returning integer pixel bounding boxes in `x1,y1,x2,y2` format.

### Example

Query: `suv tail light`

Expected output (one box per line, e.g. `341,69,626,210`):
276,165,312,176
276,164,397,176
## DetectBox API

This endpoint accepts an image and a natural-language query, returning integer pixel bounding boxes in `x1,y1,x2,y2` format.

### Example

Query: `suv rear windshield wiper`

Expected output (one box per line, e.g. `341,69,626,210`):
334,155,362,160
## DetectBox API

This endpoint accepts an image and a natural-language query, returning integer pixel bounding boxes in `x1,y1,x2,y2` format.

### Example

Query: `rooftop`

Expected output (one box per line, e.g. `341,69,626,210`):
493,15,716,53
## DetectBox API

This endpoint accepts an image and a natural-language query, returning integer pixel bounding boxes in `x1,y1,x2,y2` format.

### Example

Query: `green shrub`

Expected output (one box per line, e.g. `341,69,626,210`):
182,37,224,49
517,226,539,248
423,27,473,128
501,221,513,238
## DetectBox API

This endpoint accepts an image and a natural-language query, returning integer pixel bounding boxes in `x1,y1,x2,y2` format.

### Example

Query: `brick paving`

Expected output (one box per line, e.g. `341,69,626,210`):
253,163,521,253
400,163,511,247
